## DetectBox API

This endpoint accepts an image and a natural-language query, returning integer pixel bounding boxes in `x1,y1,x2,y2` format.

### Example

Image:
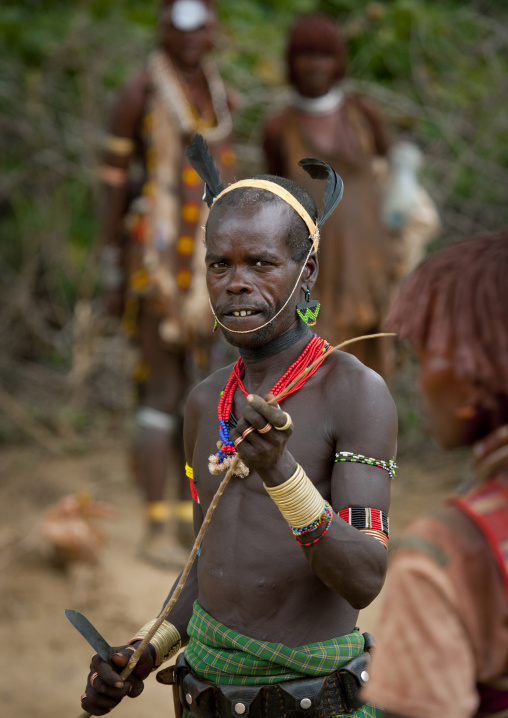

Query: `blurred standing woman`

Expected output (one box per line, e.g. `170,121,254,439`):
263,14,409,378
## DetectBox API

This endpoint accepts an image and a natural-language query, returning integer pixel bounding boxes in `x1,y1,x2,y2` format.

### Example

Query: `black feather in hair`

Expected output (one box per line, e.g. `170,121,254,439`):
298,158,344,228
185,134,225,207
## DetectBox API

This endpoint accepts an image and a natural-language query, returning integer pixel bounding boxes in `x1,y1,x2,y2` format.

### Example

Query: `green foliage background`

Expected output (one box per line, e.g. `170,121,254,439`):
1,0,507,373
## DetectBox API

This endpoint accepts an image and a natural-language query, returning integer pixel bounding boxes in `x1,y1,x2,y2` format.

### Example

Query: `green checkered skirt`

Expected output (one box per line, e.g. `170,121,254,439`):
183,602,381,717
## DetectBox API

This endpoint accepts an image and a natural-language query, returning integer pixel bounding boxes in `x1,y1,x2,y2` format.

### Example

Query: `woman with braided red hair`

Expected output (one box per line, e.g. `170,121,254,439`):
362,231,508,718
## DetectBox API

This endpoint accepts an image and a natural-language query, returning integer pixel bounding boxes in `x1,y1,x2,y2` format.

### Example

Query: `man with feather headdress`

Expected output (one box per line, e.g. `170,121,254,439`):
81,136,396,718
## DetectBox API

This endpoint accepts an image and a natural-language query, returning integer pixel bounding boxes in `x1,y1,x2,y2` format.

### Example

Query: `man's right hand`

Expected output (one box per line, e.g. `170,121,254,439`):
80,643,155,716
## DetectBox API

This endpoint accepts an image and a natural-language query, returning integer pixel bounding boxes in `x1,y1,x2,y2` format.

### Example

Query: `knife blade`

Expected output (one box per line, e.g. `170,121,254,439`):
65,609,115,663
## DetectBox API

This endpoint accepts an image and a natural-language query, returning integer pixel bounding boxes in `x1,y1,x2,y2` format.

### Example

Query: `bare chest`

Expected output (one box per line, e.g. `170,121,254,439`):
190,389,337,512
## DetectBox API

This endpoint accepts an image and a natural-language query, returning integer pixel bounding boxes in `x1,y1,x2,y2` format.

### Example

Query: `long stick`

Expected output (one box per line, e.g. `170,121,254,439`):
76,330,395,718
76,458,238,718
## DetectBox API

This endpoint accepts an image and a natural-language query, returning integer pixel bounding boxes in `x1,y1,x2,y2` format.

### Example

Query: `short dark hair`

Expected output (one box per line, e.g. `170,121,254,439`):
209,174,318,262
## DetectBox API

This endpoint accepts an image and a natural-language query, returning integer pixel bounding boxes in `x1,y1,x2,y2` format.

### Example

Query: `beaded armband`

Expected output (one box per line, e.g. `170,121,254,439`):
335,452,397,480
185,463,199,502
338,507,389,534
339,507,390,550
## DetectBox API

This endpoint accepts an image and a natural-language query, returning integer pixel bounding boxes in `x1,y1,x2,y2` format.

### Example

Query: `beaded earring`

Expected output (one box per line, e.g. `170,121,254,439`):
296,288,320,326
213,318,219,332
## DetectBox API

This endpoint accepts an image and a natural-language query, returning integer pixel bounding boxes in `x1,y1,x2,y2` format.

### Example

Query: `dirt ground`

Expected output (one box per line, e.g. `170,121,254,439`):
0,434,470,718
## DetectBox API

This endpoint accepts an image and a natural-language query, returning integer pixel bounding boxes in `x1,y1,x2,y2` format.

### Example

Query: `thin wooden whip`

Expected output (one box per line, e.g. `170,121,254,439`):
76,330,394,718
76,461,238,718
275,332,395,403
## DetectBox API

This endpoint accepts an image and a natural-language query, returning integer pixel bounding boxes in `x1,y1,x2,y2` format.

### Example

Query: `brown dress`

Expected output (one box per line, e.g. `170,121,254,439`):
263,95,401,377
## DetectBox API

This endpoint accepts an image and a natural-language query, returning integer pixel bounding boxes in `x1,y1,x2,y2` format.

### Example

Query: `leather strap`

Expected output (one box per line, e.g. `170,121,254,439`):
155,663,183,718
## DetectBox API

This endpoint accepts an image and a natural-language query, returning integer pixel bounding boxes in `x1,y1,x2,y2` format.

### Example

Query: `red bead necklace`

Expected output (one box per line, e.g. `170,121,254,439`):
212,334,330,471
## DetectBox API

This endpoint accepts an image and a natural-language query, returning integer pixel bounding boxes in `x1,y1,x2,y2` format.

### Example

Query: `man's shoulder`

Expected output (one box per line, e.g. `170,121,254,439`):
187,362,236,412
317,349,397,445
320,348,390,397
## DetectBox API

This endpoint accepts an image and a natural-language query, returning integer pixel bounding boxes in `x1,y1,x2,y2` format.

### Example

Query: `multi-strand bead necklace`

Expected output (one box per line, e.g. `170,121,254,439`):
208,334,330,477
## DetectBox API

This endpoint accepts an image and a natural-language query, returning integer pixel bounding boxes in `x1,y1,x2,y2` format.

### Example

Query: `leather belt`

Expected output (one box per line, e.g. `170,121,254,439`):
156,633,374,718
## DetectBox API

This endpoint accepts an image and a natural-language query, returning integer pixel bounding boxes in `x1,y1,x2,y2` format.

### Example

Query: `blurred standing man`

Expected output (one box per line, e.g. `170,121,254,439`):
263,14,404,378
96,0,236,567
363,233,508,718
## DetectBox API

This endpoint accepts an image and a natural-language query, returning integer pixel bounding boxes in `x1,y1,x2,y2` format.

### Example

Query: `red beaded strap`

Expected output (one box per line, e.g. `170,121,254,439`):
185,463,199,502
233,334,329,402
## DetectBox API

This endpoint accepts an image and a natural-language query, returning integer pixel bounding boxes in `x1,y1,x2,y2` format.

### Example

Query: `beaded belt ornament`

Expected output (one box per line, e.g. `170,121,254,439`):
335,452,397,480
